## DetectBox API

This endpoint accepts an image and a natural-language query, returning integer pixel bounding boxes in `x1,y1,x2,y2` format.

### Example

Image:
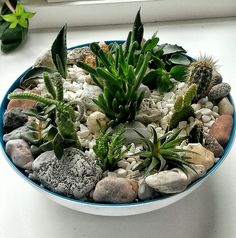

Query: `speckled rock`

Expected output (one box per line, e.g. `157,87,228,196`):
6,139,33,170
67,47,92,65
87,111,109,135
185,143,215,170
218,97,234,115
32,148,102,199
209,115,233,147
145,169,188,194
204,134,224,158
3,125,31,142
93,177,138,203
7,89,41,111
208,83,231,101
3,108,28,132
210,71,223,88
34,50,56,70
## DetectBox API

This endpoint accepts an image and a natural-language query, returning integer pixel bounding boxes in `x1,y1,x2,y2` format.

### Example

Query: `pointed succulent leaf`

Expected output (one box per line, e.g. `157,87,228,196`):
53,133,64,159
169,53,191,66
132,8,143,46
39,141,54,151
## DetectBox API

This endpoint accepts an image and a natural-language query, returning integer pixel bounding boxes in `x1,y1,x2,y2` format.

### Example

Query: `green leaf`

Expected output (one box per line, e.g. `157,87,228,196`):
40,141,53,151
162,44,187,55
169,53,190,66
1,14,17,23
15,3,25,16
9,21,17,29
18,17,28,28
53,133,64,159
170,65,187,81
51,24,67,78
131,8,143,47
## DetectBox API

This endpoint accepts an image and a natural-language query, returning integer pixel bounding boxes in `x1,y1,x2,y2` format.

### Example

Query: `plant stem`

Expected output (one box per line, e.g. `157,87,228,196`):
4,0,15,13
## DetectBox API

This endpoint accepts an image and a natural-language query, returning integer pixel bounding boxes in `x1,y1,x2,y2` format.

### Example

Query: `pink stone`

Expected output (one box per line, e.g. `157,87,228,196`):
209,115,233,147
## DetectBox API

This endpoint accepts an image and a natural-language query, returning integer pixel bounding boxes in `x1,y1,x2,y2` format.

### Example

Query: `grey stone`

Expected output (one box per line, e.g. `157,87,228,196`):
138,84,151,98
67,47,91,65
3,125,31,142
138,178,156,200
145,169,188,194
210,71,223,88
204,134,224,158
32,148,102,199
93,177,138,203
218,97,234,115
34,50,56,70
209,83,231,101
185,165,206,185
6,139,33,170
4,108,28,132
135,111,162,124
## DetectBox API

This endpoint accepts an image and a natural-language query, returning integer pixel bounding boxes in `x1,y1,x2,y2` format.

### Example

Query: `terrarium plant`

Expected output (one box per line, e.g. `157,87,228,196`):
133,127,196,175
0,0,35,53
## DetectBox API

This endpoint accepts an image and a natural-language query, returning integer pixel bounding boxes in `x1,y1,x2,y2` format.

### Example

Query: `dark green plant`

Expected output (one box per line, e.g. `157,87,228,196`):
133,127,196,175
8,72,82,159
93,126,130,171
0,0,35,53
169,84,197,129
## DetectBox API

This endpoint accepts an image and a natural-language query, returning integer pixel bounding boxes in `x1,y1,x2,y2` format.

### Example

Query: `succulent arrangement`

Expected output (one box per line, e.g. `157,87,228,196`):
2,10,234,205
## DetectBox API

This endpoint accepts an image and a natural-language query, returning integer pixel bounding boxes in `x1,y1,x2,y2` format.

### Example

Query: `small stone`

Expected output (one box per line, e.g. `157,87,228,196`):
198,97,208,104
205,101,214,110
138,178,156,200
195,108,212,116
6,139,34,170
185,165,206,185
115,168,128,177
145,169,188,194
127,157,136,163
209,115,233,147
7,89,41,111
77,124,90,139
87,111,109,135
178,121,187,129
184,143,215,170
177,82,186,90
117,160,130,169
3,108,28,132
3,125,31,142
212,106,219,113
202,115,211,123
209,83,231,101
93,177,138,203
138,84,151,98
212,111,219,118
218,97,234,115
204,134,224,157
204,120,215,128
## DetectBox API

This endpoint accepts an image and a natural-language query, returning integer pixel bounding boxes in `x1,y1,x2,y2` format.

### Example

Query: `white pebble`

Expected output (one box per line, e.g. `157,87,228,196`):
130,161,137,169
115,168,128,177
201,115,211,123
192,103,202,112
161,101,167,108
212,106,219,113
177,82,186,90
108,172,117,177
188,116,195,123
195,108,212,119
127,157,136,163
205,101,213,110
212,112,220,118
117,160,130,169
128,143,136,154
204,121,215,128
198,97,208,104
163,92,175,101
156,102,162,110
178,121,187,129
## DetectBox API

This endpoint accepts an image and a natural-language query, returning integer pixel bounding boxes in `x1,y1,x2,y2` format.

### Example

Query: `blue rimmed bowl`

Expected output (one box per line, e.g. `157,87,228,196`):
0,42,235,216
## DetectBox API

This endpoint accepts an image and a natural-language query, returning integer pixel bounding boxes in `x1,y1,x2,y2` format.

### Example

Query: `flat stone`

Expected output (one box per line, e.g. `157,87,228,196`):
204,134,224,158
3,108,28,132
138,178,156,200
145,169,188,194
3,125,31,142
209,83,231,101
32,148,102,199
209,115,233,147
93,177,138,203
218,97,234,115
185,143,215,170
185,164,206,185
6,139,33,170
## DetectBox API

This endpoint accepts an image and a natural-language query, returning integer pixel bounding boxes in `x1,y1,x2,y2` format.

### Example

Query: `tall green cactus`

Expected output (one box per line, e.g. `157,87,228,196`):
169,84,197,129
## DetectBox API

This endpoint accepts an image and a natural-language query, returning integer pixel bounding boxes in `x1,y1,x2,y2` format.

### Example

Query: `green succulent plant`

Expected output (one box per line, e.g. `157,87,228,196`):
169,83,197,129
133,127,196,175
93,126,130,171
8,72,82,159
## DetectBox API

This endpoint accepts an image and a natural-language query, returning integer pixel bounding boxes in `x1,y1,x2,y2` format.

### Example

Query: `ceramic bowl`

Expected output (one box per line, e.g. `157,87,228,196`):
0,42,235,216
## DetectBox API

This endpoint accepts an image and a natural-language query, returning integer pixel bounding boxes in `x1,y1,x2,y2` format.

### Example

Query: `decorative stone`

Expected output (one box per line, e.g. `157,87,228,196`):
208,83,231,101
145,169,188,194
185,164,206,184
32,148,102,199
3,125,31,142
204,134,224,158
87,111,109,135
117,160,130,169
135,111,162,124
138,84,151,98
184,143,215,170
218,97,234,115
202,115,211,123
115,168,128,177
67,47,91,65
209,115,233,147
211,71,223,88
3,108,28,132
7,89,41,111
93,177,138,203
138,178,156,200
6,139,34,170
205,101,214,110
34,50,56,70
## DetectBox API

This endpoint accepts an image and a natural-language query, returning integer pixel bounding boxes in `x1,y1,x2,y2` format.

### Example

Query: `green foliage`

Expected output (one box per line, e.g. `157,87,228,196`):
93,126,130,171
134,127,196,175
8,72,82,159
51,24,68,78
169,84,197,129
0,0,35,53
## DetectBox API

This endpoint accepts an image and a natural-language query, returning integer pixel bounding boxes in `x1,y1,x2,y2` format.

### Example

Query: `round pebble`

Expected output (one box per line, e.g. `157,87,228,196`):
202,115,211,123
209,83,231,101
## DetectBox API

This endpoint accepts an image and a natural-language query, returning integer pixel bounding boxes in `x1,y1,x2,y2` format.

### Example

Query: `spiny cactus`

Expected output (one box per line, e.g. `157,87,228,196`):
187,57,216,101
169,84,197,129
188,121,204,144
8,72,82,159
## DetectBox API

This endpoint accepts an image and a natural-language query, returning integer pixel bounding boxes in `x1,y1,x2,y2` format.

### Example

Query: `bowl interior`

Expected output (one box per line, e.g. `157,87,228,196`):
0,41,235,209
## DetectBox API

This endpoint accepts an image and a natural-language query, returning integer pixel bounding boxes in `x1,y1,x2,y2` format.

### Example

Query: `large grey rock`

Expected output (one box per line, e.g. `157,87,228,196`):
32,148,102,199
3,125,31,142
93,177,138,203
6,139,33,170
4,108,28,132
145,169,188,194
208,83,231,101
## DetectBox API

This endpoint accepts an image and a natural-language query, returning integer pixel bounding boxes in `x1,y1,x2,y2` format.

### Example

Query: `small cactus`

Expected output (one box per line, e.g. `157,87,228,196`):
189,121,204,144
169,84,197,129
187,57,216,101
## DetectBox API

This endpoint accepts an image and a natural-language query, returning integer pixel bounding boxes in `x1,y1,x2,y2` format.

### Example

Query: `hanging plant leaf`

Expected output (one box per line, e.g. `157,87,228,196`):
169,53,191,65
51,24,67,78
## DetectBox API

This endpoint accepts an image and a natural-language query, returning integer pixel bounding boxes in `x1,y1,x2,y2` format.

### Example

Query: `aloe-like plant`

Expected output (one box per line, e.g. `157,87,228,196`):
8,72,82,159
133,127,196,175
93,126,130,171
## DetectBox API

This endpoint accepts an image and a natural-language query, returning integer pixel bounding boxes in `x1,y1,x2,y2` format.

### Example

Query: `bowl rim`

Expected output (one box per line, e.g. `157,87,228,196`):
0,40,235,208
